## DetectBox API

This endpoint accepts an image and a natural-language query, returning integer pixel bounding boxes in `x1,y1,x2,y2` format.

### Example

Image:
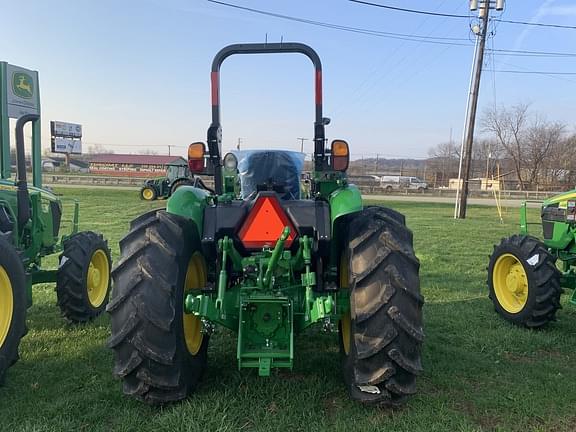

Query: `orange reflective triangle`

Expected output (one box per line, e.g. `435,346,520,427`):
239,196,296,249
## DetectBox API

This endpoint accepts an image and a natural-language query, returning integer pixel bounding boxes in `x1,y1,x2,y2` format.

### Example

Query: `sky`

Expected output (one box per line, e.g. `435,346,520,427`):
0,0,575,160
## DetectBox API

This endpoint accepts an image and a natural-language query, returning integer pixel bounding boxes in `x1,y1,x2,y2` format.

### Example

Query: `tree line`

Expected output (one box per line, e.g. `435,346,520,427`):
428,103,575,190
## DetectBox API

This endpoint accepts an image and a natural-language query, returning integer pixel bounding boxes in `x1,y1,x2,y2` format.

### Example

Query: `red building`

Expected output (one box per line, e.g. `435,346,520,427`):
89,154,186,177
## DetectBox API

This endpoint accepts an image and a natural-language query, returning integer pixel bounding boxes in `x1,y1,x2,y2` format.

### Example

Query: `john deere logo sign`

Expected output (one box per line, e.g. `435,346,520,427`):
2,62,39,118
12,72,34,98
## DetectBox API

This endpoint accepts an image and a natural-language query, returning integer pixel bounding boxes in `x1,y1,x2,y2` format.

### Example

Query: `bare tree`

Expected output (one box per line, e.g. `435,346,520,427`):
482,103,529,190
524,118,564,187
427,142,460,186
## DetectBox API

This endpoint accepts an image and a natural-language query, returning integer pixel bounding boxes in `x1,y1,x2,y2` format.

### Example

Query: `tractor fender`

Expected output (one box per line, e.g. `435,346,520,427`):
166,186,210,238
329,184,363,227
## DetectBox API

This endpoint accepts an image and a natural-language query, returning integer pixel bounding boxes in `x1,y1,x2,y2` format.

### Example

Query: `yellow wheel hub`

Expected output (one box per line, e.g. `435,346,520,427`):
142,188,154,200
493,253,529,313
0,265,14,348
339,254,351,355
183,252,207,355
87,250,110,308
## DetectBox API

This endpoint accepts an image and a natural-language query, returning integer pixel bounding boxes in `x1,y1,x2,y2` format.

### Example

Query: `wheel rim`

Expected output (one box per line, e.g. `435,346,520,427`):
339,254,351,355
0,265,14,348
183,252,207,355
87,250,110,308
493,253,529,313
142,188,154,200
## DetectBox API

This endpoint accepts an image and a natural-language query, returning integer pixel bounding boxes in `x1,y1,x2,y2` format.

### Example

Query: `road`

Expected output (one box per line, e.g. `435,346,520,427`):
364,194,541,208
46,184,540,208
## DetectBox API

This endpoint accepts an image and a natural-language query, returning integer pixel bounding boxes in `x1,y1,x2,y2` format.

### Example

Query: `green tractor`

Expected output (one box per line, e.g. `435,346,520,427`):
0,115,112,384
488,190,576,327
108,43,424,405
140,160,196,201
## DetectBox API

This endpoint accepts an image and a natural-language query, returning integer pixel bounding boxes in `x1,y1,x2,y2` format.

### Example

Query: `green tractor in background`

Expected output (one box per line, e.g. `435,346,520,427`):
488,190,576,327
0,115,112,384
108,43,424,405
140,160,195,201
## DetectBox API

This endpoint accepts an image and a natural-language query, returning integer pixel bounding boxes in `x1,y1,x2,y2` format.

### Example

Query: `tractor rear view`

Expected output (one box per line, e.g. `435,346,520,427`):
108,43,424,405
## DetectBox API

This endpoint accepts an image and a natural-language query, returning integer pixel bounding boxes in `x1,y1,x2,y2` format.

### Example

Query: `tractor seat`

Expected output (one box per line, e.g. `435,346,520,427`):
236,150,305,200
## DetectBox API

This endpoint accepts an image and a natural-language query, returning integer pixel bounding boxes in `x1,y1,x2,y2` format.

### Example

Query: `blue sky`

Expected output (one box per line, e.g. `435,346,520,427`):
1,0,575,159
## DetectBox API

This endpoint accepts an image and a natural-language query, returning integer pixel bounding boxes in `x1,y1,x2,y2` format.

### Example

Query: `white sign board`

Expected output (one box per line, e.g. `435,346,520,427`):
5,64,40,119
53,137,82,154
51,121,82,138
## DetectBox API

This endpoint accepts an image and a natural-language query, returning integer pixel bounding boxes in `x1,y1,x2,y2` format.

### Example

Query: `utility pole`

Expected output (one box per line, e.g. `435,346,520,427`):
237,137,243,150
455,0,504,219
297,137,308,153
167,145,172,156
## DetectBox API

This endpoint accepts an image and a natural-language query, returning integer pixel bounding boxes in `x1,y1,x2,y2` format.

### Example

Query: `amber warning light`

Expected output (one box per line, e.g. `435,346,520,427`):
188,142,206,173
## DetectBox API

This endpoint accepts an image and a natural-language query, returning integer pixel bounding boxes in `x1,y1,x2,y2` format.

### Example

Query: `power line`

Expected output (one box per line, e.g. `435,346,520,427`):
207,1,576,58
349,0,576,30
348,0,469,18
494,18,576,30
486,69,576,75
206,0,470,45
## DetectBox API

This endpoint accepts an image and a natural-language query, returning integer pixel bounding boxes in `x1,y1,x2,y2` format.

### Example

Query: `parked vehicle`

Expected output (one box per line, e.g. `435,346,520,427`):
381,175,428,192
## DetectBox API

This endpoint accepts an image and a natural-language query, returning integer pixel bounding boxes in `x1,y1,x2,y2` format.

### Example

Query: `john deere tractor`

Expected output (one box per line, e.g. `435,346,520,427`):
488,191,576,327
140,161,195,201
108,43,424,405
0,115,112,384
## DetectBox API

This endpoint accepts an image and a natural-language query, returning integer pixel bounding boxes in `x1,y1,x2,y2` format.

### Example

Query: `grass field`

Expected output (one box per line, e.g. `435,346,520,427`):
1,188,575,432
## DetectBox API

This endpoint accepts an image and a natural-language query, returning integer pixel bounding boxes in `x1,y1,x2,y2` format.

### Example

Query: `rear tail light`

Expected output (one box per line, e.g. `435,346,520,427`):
331,139,349,171
188,142,206,173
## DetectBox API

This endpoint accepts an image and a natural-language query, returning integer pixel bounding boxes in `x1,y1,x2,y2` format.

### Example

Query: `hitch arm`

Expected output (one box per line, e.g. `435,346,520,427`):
262,226,291,287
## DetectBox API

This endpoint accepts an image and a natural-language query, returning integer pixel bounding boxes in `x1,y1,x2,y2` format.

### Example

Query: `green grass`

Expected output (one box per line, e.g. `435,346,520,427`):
1,189,575,432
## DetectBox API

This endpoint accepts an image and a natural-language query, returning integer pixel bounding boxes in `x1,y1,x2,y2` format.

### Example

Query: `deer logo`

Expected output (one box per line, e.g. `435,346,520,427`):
12,72,34,98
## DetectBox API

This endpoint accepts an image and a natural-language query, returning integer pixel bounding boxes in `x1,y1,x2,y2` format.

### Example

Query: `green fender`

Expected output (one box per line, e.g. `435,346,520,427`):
166,186,210,237
329,184,363,227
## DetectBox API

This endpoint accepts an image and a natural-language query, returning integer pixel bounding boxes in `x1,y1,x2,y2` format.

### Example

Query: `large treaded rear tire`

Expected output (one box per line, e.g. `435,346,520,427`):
0,238,27,386
56,231,112,323
341,206,424,405
107,210,208,405
488,234,561,328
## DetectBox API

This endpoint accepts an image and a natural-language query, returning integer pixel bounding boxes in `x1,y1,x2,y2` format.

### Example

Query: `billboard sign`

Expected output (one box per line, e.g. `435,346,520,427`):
5,63,40,119
53,137,82,154
51,121,82,138
51,121,83,154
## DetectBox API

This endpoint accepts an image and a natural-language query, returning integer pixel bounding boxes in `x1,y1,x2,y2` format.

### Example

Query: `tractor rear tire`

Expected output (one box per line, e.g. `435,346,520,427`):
107,210,209,405
56,232,112,323
488,235,561,328
170,179,195,195
340,206,424,405
0,238,27,386
140,186,158,201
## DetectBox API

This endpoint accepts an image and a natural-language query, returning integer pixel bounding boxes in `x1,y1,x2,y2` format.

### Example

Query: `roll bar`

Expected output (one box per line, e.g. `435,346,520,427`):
208,43,327,194
15,114,39,230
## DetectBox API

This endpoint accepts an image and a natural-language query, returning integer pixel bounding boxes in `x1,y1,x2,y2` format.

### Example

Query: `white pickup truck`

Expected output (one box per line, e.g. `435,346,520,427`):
380,176,428,192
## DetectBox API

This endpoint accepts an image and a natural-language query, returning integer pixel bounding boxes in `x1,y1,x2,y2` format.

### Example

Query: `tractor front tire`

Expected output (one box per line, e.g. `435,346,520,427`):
107,210,209,405
56,232,112,323
340,206,424,405
140,186,158,201
0,238,27,385
488,235,561,328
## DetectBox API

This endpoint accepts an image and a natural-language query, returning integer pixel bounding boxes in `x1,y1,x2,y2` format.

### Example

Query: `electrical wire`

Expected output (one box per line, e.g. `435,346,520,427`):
349,0,576,30
206,0,470,45
348,0,469,18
